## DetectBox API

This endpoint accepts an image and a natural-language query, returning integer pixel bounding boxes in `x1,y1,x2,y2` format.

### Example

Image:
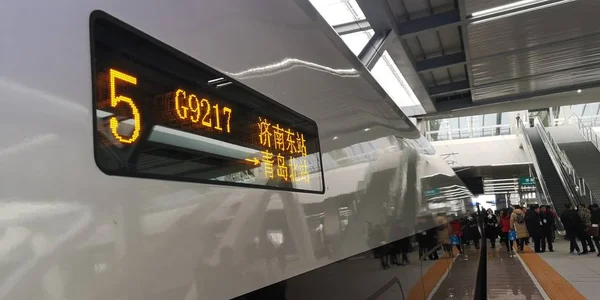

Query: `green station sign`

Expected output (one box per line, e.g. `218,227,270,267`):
519,177,536,187
424,188,441,197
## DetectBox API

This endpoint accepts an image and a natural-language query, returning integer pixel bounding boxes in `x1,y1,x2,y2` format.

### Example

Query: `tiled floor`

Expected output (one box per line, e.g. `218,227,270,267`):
535,239,600,299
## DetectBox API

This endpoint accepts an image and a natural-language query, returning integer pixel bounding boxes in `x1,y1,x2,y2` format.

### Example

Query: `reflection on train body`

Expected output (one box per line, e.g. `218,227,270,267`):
0,0,476,299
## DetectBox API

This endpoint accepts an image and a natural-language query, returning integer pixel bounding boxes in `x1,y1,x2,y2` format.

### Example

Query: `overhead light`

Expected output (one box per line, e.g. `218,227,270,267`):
471,0,576,24
577,89,582,94
333,136,338,140
472,0,548,17
364,128,370,132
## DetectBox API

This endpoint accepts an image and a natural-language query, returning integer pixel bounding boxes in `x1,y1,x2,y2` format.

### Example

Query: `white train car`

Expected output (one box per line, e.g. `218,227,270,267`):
0,1,472,299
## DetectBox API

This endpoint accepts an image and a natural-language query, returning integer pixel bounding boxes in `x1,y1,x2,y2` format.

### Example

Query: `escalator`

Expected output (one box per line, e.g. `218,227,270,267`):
523,127,573,215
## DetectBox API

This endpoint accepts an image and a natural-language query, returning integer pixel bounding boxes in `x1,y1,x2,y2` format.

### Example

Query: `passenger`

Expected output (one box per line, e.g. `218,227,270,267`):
499,209,513,253
464,213,481,249
521,206,530,245
435,213,452,257
589,204,600,257
485,208,498,249
449,218,464,255
397,235,411,265
369,224,390,269
578,204,596,253
547,206,558,242
560,203,585,254
390,219,411,266
540,205,554,252
526,205,543,253
510,205,529,252
416,216,438,261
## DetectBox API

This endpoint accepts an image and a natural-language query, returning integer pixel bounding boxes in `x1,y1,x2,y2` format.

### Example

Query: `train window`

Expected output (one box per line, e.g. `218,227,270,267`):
90,11,324,193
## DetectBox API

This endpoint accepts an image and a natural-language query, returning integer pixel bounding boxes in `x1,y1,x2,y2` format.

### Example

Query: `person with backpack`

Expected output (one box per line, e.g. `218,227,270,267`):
561,203,585,254
578,204,596,253
510,205,529,252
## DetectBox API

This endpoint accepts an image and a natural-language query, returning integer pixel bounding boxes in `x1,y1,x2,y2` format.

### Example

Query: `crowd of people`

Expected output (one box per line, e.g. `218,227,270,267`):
481,203,600,256
469,203,600,256
371,203,600,269
559,203,600,255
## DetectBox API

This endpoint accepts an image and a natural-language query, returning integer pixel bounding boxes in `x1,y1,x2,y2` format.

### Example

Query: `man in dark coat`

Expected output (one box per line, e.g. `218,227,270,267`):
540,205,554,252
590,204,600,256
464,214,481,249
526,205,543,252
561,203,585,254
416,216,438,261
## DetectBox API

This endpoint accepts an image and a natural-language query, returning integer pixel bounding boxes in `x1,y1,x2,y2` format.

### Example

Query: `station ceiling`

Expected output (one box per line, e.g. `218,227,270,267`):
311,0,600,119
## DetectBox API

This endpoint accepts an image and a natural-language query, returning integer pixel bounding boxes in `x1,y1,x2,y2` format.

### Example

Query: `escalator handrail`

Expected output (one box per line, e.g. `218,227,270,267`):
534,118,584,207
517,120,554,208
541,123,590,206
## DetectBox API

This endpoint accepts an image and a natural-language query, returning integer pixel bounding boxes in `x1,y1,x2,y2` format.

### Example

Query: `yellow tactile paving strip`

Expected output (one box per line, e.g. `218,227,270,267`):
406,252,456,300
518,246,587,300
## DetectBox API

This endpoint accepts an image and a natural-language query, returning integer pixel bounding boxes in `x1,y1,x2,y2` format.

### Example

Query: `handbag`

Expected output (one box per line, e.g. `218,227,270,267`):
589,224,599,237
450,235,460,245
508,230,517,241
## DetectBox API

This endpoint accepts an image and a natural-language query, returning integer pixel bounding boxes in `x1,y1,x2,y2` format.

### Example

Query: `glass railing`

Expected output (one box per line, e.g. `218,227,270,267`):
426,124,512,142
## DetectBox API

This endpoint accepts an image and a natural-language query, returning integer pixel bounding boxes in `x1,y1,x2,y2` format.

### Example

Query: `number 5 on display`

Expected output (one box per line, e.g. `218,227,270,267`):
108,69,141,144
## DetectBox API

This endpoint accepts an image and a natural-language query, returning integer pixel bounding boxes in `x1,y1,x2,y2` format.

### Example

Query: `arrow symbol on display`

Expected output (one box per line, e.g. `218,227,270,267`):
245,157,260,166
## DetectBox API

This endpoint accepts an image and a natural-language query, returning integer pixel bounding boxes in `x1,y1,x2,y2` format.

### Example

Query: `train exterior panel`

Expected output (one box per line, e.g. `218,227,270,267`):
0,0,472,299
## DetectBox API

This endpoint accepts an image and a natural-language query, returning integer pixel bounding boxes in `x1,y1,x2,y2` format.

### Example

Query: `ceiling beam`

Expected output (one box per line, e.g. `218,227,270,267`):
457,0,476,93
418,81,600,120
416,52,466,73
358,30,393,70
397,10,461,38
434,93,473,111
333,19,372,35
429,80,470,97
356,0,437,113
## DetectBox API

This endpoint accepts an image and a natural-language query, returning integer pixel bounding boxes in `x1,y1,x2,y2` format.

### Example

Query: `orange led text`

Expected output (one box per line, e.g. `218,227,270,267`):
256,117,310,184
174,88,232,132
109,69,141,144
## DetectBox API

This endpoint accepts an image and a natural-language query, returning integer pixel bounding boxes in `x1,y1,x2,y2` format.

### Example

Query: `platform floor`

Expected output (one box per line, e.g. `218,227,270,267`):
429,247,479,300
535,239,600,299
487,246,545,300
241,239,598,299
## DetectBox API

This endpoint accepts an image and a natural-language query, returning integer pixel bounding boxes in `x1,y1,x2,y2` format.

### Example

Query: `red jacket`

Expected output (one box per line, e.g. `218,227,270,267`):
450,220,463,236
500,217,511,233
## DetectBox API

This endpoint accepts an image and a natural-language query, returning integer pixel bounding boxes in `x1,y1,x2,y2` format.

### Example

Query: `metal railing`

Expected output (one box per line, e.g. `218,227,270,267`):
550,113,600,205
569,113,600,153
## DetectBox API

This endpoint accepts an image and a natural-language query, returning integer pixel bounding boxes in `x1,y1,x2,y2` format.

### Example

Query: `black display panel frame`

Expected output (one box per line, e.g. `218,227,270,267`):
90,10,325,194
